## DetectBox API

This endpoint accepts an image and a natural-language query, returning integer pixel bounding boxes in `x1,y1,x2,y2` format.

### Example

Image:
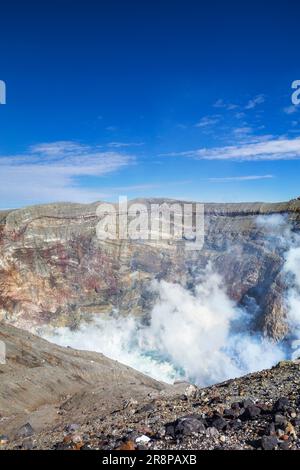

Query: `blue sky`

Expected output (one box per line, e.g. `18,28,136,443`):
0,0,300,208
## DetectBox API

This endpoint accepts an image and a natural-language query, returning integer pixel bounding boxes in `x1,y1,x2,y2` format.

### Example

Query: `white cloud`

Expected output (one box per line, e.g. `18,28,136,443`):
245,94,265,110
214,95,265,112
107,142,144,148
161,136,300,161
213,99,225,108
284,105,298,115
208,175,274,183
195,115,220,128
29,141,92,157
0,141,134,206
235,112,246,119
233,126,253,137
213,99,238,110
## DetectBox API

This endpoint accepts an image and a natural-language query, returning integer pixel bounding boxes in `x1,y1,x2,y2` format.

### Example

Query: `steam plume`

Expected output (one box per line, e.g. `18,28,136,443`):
43,215,300,386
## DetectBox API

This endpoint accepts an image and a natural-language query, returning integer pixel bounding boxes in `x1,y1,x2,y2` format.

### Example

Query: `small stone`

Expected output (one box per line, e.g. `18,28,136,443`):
265,422,276,436
55,441,72,450
148,416,159,425
224,408,239,419
256,402,269,414
285,422,297,439
81,443,92,450
71,434,83,444
0,435,9,446
273,397,289,412
241,399,254,408
277,361,291,369
206,427,219,438
277,429,285,438
274,414,287,426
22,438,33,450
231,402,241,411
279,441,290,450
73,442,84,450
261,435,278,450
290,411,297,419
15,423,34,439
116,440,136,451
138,403,155,413
230,419,242,430
166,416,206,438
136,444,148,451
136,425,152,435
184,384,197,399
135,435,151,444
220,435,226,443
123,398,138,409
241,405,261,421
210,415,228,431
65,423,80,433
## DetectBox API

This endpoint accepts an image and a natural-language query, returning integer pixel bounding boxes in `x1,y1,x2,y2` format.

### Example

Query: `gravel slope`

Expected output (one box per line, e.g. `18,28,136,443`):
1,322,300,450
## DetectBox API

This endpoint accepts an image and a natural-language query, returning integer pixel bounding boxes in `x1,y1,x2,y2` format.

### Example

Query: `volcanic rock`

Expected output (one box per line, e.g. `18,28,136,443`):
165,416,206,438
0,199,300,339
240,405,261,421
273,397,290,412
2,339,300,450
209,415,228,430
15,423,34,438
261,435,278,450
274,414,287,426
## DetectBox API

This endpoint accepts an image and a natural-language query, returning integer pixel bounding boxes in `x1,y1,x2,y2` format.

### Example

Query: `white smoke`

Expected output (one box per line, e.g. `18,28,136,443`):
43,263,285,387
258,214,300,359
43,314,177,384
42,214,300,387
283,239,300,358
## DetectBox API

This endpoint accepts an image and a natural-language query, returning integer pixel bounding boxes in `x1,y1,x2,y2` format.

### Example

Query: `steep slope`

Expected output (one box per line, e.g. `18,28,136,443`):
0,199,300,338
0,322,169,438
3,350,300,450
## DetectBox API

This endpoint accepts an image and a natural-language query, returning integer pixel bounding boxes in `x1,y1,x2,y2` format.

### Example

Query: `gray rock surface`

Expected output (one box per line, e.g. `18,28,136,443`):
0,321,170,437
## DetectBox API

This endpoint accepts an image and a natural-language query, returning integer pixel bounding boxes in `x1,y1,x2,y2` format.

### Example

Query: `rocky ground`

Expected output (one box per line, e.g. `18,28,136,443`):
1,325,300,451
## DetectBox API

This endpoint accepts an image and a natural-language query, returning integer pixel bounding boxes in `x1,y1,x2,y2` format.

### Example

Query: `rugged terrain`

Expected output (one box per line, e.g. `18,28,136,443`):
1,323,300,451
1,198,300,338
1,198,300,451
0,322,171,441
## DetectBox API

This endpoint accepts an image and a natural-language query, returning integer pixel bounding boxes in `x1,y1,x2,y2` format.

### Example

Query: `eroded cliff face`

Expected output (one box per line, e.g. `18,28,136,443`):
0,199,300,339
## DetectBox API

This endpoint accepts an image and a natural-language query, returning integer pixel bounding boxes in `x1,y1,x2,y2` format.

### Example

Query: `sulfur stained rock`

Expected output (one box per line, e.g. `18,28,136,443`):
0,199,299,338
116,440,136,450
